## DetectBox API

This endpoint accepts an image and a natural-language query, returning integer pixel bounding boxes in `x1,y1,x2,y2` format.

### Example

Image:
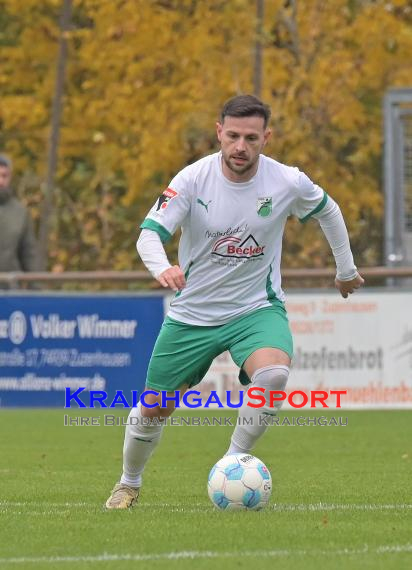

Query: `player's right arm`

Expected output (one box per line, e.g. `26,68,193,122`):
136,167,193,291
157,265,186,291
136,230,186,291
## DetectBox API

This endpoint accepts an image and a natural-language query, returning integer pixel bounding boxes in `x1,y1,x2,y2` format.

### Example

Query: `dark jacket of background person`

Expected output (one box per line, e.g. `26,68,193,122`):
0,194,39,272
0,155,40,274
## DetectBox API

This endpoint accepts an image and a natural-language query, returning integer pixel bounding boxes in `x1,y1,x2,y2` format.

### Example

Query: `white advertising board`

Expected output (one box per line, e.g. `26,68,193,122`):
168,291,412,410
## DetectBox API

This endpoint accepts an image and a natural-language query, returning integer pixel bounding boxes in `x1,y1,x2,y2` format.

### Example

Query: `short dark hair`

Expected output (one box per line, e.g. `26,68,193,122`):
0,154,12,169
220,95,271,128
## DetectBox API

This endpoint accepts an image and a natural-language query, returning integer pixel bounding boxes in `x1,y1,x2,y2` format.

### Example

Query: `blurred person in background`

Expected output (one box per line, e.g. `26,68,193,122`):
0,154,40,279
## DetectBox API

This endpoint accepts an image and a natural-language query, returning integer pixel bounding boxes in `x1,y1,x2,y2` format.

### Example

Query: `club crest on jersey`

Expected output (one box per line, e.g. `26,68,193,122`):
156,188,178,211
257,197,272,217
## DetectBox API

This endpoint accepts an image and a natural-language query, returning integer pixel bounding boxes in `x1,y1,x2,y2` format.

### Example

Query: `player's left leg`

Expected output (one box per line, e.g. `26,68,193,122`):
225,305,293,454
228,350,290,454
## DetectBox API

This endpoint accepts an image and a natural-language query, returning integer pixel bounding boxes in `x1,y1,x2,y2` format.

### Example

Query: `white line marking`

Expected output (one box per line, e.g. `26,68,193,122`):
271,503,412,512
0,545,411,564
1,501,411,513
0,502,93,508
0,511,70,517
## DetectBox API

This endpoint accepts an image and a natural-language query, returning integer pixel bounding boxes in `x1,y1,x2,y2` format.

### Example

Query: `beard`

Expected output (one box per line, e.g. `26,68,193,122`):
0,187,12,204
222,152,258,178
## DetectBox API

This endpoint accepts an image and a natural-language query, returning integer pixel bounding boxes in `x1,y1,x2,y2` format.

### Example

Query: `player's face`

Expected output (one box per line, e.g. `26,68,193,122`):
216,115,271,182
0,166,11,191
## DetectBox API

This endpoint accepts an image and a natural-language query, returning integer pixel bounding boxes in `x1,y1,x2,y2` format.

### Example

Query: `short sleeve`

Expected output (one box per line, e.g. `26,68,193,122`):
290,170,328,223
140,167,192,243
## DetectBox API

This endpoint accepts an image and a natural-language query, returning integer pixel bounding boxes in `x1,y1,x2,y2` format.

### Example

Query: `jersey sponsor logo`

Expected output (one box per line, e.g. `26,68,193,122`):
257,197,272,217
205,225,247,239
156,187,178,211
211,233,265,262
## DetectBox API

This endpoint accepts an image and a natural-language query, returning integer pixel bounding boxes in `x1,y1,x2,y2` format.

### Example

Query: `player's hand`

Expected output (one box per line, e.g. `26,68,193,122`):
335,273,365,299
157,265,186,292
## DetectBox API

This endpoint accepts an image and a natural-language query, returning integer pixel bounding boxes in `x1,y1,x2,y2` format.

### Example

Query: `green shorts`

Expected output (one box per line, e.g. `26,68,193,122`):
145,305,293,391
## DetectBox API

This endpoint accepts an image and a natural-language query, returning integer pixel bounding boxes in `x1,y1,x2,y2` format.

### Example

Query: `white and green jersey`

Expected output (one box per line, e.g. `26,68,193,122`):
141,152,327,325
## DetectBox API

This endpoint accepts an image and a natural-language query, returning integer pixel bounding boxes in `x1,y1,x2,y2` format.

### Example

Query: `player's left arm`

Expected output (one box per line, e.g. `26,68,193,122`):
292,170,364,298
334,273,364,299
313,198,365,298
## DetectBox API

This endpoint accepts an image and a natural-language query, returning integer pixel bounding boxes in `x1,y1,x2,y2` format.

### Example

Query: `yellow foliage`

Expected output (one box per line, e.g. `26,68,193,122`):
1,0,411,271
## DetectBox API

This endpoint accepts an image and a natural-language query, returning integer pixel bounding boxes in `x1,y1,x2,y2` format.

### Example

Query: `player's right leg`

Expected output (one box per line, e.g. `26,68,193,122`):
105,317,218,509
105,387,187,510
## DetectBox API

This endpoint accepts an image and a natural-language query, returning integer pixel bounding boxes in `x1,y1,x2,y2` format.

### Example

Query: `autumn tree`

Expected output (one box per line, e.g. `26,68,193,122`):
1,0,411,276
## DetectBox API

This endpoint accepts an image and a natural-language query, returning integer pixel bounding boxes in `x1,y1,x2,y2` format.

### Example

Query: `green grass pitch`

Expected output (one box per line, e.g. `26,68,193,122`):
1,408,411,570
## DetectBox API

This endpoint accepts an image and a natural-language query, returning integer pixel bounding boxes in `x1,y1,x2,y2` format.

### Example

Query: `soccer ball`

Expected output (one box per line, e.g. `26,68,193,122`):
207,453,272,511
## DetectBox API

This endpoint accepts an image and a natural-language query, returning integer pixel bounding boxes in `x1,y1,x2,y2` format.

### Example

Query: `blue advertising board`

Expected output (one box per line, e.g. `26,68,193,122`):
0,294,164,407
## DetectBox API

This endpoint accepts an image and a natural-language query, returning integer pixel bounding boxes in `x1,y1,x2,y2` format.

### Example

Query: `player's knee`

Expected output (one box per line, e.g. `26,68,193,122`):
141,390,178,419
250,365,290,412
126,403,164,440
252,364,289,390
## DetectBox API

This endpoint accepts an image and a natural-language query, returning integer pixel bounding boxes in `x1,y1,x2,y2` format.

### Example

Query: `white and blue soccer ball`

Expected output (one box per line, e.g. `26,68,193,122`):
207,453,272,511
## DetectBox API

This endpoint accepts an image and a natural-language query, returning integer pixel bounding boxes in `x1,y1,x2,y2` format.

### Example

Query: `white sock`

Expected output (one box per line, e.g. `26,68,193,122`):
227,365,289,454
120,403,164,488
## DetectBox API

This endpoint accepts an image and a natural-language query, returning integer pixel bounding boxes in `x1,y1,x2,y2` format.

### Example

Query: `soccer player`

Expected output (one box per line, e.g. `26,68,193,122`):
105,94,364,509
